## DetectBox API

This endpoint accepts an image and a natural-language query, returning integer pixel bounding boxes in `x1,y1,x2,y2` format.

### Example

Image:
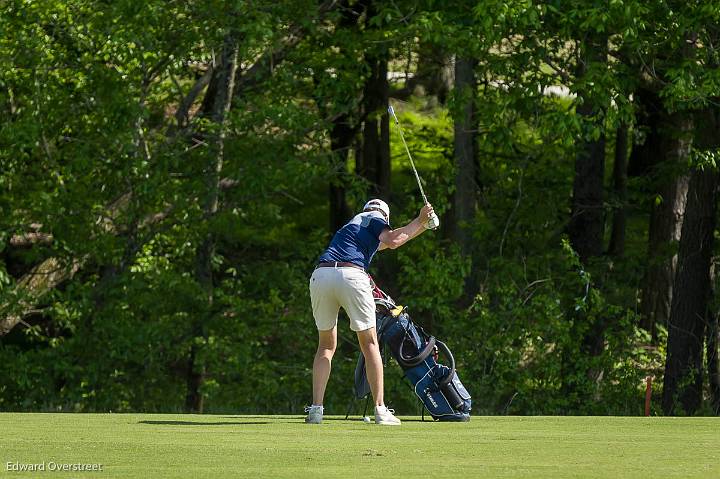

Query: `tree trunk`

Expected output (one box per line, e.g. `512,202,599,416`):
563,36,609,403
627,89,663,178
329,115,354,231
697,106,720,416
186,34,239,414
379,102,391,200
568,118,605,262
451,56,477,256
640,112,693,340
568,37,607,263
709,307,720,415
662,165,718,415
608,123,629,256
357,0,389,200
708,248,720,415
404,41,454,103
358,52,390,199
323,1,367,231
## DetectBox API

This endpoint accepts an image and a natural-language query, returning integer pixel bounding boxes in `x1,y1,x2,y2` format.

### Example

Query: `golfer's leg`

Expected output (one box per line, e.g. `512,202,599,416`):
340,268,383,406
357,328,384,407
309,268,340,406
312,327,337,405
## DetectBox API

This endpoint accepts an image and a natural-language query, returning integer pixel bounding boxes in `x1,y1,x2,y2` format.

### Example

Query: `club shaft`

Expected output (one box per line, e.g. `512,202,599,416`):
388,107,429,205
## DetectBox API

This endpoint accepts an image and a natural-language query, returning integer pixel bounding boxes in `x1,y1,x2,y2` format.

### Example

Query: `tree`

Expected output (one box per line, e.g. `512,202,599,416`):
451,56,478,256
629,4,720,342
662,99,720,414
709,303,720,414
402,40,454,103
662,165,718,415
608,123,630,256
639,104,692,341
327,115,356,231
356,1,391,200
186,31,240,414
568,34,608,263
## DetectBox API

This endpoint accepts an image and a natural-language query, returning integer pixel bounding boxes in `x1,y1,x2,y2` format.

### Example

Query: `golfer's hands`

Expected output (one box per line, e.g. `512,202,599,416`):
418,204,434,228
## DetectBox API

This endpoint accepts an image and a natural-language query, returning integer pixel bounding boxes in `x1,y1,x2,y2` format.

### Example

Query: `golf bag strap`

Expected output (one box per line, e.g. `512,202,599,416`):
398,336,436,368
435,340,456,387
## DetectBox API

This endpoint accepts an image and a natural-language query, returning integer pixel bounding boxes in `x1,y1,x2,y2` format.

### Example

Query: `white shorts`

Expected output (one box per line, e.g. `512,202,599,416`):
309,266,375,332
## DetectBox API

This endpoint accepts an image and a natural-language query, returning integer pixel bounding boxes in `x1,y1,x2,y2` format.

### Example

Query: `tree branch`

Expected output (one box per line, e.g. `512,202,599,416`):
232,0,340,96
174,65,214,130
9,232,54,247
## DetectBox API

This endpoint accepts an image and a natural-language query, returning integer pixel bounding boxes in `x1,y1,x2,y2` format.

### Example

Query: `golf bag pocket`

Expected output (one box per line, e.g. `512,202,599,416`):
443,371,472,413
405,360,471,422
441,375,465,410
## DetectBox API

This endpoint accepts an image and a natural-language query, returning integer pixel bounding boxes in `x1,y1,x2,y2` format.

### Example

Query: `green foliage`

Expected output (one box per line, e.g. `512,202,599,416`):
440,240,661,416
2,0,718,416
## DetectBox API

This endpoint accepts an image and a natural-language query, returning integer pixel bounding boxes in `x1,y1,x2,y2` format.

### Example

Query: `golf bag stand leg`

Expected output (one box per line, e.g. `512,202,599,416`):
344,395,371,420
344,398,353,420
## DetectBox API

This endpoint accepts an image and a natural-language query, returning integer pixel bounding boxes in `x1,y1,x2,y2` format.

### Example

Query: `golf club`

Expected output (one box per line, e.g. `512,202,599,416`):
387,104,440,230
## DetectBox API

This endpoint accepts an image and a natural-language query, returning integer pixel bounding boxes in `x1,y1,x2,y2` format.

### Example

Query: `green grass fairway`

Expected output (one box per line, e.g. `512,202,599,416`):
1,414,717,478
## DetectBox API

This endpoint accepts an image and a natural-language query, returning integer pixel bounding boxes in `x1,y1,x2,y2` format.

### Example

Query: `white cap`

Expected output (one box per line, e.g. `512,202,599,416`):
363,198,390,223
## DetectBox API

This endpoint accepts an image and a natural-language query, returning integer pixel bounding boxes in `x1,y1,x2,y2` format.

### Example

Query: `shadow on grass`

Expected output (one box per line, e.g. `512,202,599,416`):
139,420,270,426
221,416,294,420
221,416,428,423
334,416,435,424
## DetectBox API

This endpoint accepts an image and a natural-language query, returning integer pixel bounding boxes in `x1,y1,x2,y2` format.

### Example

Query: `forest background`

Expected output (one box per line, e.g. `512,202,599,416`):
1,0,720,417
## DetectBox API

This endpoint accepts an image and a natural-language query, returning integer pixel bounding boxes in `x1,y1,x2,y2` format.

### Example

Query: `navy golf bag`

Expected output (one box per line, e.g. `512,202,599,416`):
354,284,471,421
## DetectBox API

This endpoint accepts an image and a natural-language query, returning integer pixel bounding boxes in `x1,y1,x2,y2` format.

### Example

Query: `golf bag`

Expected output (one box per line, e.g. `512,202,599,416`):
354,284,471,421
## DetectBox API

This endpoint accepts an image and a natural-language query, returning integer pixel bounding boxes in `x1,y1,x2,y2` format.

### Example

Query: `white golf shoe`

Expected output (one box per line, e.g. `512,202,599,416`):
304,405,323,424
374,405,401,426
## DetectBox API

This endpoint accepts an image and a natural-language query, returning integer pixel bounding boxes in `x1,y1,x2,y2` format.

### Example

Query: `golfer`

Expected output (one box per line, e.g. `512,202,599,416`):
305,199,434,425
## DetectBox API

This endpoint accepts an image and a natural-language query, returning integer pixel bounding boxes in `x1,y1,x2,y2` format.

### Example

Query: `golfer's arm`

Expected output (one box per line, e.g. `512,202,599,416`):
378,218,426,250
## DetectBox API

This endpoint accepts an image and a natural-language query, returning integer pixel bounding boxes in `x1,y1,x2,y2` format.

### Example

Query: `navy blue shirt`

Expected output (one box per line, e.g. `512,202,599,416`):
318,211,389,270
